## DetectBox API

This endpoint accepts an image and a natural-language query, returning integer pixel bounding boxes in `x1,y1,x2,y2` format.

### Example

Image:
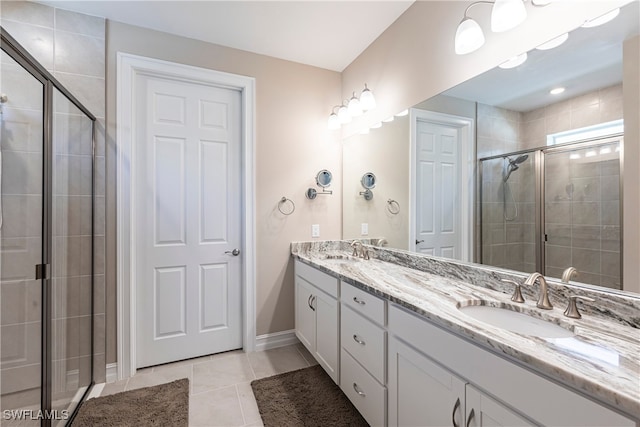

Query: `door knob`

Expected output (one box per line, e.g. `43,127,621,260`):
416,239,424,245
225,249,240,256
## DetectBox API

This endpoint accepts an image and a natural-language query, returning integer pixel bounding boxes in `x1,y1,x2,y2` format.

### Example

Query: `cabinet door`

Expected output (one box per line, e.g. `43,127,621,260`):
466,385,534,427
295,277,316,351
314,290,339,383
388,336,465,427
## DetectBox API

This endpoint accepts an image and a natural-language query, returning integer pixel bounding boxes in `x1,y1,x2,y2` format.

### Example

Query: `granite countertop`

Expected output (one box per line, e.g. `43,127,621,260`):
291,243,640,419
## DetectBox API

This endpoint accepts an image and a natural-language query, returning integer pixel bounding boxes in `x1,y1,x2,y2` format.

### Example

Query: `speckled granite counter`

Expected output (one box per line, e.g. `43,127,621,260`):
291,240,640,419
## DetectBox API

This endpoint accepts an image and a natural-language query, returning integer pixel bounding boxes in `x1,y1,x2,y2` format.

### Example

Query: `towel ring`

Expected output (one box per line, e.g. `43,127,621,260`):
387,199,400,215
278,197,295,215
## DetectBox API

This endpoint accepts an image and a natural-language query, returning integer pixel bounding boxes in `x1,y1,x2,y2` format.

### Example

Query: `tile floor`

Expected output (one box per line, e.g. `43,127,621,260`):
99,344,318,427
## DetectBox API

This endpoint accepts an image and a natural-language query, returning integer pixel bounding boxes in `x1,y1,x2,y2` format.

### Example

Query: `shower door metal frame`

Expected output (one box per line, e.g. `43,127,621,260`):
1,27,96,426
478,134,624,285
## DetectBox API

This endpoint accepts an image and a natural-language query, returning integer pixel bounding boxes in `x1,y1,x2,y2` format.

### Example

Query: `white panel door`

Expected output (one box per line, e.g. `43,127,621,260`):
415,119,460,259
135,74,242,368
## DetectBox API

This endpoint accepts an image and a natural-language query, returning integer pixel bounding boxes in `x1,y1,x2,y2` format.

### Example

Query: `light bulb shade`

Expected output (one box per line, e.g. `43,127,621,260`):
338,104,351,124
498,52,528,69
348,95,363,117
360,86,376,111
535,33,568,50
491,0,527,33
455,17,485,55
327,113,340,130
582,8,620,28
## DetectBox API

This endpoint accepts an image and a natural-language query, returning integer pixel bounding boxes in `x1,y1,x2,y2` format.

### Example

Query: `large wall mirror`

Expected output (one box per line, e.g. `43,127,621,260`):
342,1,639,293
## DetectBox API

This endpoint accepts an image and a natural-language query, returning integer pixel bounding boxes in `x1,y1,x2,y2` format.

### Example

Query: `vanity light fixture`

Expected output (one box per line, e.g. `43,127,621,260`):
370,122,383,129
585,150,597,158
327,84,376,130
600,147,612,155
536,33,568,50
582,8,620,28
498,52,528,69
327,107,341,130
360,128,370,134
383,116,395,123
455,0,547,55
396,109,409,117
569,153,581,160
549,87,565,95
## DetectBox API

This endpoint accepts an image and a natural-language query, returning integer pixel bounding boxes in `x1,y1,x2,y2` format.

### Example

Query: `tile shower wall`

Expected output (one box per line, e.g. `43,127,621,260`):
1,1,107,385
478,85,623,285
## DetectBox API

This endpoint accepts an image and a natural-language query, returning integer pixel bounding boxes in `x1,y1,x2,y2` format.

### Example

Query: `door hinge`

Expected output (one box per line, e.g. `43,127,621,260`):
35,264,50,280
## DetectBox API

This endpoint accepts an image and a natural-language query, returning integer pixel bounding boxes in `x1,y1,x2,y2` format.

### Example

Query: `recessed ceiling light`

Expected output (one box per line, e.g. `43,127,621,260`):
582,8,620,28
499,53,528,69
550,87,565,95
536,33,568,50
395,109,409,117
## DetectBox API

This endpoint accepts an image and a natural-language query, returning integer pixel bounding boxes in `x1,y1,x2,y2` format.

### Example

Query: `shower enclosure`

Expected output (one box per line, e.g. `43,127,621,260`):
479,135,623,289
1,28,95,426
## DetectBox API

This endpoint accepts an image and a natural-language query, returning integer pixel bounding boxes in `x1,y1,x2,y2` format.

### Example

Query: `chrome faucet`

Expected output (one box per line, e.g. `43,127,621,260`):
561,267,578,283
350,240,369,259
524,272,553,310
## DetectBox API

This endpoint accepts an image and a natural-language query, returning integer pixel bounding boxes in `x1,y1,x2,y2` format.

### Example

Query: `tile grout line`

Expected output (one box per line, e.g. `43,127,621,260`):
234,384,248,427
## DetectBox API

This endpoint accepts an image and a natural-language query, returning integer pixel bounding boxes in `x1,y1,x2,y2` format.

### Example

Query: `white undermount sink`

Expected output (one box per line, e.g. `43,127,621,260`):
459,304,575,339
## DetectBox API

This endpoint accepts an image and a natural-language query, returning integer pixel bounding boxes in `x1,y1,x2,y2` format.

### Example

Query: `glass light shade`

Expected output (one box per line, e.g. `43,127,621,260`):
360,128,370,135
491,0,527,33
348,94,363,117
360,85,376,111
536,33,568,50
455,18,485,55
498,52,528,69
383,116,395,123
396,109,409,117
370,122,382,129
338,104,351,124
582,8,620,28
327,113,340,130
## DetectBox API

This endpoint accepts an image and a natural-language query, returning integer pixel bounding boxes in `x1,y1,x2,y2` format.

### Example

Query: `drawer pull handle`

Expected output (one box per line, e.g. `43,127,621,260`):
353,334,366,345
353,383,366,397
353,296,366,305
466,408,475,427
308,295,313,310
452,397,460,427
310,295,316,311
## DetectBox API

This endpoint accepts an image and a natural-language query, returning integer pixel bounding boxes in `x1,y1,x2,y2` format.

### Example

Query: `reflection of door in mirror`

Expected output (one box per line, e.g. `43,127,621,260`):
411,109,474,262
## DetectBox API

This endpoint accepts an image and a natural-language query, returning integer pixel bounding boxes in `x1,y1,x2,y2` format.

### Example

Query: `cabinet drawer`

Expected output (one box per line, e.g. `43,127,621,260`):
295,260,339,298
342,305,385,384
341,281,385,325
341,349,386,427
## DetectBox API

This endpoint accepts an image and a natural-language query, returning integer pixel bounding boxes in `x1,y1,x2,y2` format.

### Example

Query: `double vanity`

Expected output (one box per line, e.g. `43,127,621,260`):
291,240,640,426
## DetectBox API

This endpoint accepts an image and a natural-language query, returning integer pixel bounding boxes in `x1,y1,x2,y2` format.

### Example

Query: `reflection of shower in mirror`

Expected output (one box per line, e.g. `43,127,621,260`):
503,154,528,221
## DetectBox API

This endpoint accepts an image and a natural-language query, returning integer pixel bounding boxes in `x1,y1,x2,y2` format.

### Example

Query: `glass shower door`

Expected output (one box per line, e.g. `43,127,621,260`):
0,49,44,426
543,138,622,288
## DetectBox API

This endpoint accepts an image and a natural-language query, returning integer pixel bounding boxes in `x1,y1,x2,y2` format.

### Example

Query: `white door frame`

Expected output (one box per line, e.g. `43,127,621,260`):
409,108,474,261
116,52,256,380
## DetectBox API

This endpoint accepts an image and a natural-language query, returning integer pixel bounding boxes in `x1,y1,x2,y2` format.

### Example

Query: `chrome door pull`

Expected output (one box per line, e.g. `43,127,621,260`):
452,398,461,427
353,296,366,305
353,383,366,397
225,249,240,256
466,408,475,427
353,334,366,345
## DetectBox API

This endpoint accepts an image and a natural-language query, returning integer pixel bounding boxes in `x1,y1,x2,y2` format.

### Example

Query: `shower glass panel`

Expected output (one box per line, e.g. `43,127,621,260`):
51,88,93,422
0,49,44,426
544,139,622,288
480,153,537,273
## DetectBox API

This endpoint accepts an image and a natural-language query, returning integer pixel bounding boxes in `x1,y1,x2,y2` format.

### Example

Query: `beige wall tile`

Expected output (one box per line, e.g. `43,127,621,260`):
54,32,105,78
570,103,600,129
54,9,105,39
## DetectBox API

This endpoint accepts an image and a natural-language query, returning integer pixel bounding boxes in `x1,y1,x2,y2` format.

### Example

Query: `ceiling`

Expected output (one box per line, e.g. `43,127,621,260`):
36,0,414,72
443,1,640,112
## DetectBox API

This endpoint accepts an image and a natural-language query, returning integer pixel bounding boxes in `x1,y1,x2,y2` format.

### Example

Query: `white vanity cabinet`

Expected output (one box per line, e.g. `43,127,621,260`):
294,261,339,383
388,336,533,427
340,282,387,426
388,304,635,427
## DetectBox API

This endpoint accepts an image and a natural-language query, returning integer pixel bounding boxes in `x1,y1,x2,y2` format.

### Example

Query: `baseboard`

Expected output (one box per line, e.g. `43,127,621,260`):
254,329,299,351
106,363,118,383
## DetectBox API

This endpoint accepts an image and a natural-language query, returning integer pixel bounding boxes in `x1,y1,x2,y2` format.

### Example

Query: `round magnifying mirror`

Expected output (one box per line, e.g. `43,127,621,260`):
361,172,376,189
316,170,333,188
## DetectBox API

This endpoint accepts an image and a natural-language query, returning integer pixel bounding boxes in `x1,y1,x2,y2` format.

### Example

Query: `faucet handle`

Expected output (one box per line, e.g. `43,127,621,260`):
501,279,525,303
564,295,595,319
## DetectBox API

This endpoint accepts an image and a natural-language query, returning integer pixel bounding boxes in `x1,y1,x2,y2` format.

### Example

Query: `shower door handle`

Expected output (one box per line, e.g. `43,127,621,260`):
416,239,424,245
35,264,50,280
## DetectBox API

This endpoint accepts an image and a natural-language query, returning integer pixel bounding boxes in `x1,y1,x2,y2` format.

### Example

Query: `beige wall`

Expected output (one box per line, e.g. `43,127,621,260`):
623,35,640,293
105,21,342,363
